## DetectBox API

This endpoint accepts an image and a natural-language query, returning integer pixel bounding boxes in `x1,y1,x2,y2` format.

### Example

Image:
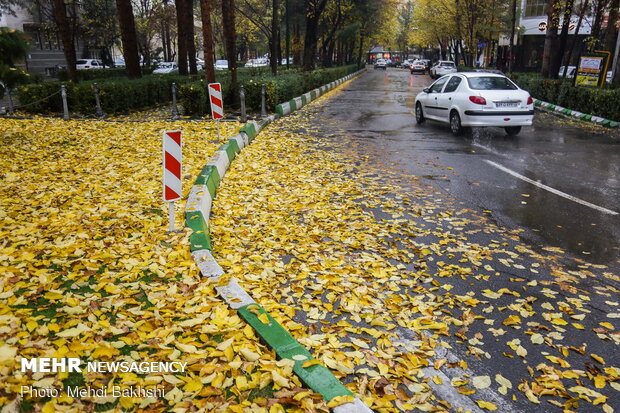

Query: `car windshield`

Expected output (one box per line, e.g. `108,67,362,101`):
467,76,518,90
439,62,455,67
216,60,228,65
76,60,88,64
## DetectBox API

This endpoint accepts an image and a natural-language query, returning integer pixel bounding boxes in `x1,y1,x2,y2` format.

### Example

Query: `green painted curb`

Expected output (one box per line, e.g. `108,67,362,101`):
301,95,308,106
258,118,270,131
228,138,241,154
219,142,238,163
240,123,258,139
186,211,212,251
289,99,297,111
311,90,317,100
238,304,354,402
195,165,220,198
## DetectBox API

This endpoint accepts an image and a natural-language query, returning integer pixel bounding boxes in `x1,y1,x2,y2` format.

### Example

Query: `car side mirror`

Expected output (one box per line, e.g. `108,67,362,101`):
423,87,430,93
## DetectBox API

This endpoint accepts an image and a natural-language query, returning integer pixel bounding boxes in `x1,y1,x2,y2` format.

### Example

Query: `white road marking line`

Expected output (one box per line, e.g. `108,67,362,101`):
485,160,619,216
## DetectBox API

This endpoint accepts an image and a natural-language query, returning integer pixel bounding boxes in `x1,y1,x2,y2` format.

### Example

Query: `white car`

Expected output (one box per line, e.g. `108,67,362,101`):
76,59,104,70
153,62,178,74
245,58,268,67
374,59,387,70
430,61,457,78
215,60,229,70
415,72,534,136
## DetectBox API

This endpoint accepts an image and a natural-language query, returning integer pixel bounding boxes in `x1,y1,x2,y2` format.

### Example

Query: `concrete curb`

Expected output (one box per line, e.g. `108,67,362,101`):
534,99,619,128
185,68,373,412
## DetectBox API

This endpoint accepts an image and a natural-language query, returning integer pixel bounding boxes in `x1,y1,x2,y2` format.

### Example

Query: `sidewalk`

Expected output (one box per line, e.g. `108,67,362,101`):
0,116,332,412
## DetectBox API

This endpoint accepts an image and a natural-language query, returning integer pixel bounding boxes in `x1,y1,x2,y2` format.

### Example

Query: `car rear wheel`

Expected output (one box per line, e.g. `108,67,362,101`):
450,111,463,136
505,126,522,136
415,103,425,124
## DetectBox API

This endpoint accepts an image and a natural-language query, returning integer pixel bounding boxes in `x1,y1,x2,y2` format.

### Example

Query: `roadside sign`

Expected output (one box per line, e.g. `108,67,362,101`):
163,130,182,202
574,51,610,88
208,83,224,120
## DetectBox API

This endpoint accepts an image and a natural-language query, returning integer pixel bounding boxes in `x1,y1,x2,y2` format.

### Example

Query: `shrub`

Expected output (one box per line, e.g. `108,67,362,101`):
509,72,620,121
17,75,194,115
178,64,359,116
57,67,156,81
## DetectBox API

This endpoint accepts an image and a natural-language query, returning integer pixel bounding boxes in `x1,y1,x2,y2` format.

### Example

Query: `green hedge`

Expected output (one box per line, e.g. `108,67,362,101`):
17,75,196,114
16,65,360,116
57,67,156,81
178,64,360,116
510,73,620,122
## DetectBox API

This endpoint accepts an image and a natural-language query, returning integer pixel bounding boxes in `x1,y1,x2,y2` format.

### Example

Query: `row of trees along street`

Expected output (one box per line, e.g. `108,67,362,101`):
405,0,619,83
0,0,618,99
0,0,400,96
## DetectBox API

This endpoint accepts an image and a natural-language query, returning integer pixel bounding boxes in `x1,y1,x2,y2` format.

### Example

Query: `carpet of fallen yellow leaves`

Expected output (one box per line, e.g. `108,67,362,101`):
0,116,325,412
211,100,620,411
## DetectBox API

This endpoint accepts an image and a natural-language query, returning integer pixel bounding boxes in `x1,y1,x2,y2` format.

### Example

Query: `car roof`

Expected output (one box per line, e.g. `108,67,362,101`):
453,72,507,78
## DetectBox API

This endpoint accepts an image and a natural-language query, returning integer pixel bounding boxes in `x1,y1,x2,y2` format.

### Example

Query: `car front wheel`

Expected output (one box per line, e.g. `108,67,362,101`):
415,102,425,124
450,111,463,136
505,126,522,136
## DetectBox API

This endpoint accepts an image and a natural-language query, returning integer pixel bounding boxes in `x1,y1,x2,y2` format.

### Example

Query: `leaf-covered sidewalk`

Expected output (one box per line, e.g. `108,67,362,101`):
0,117,326,412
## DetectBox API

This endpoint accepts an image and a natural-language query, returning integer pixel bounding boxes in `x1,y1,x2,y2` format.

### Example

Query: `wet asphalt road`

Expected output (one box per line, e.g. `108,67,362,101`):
296,68,620,411
322,67,620,271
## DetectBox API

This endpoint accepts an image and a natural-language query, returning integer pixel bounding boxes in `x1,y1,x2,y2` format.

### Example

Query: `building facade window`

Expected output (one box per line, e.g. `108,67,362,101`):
524,0,547,17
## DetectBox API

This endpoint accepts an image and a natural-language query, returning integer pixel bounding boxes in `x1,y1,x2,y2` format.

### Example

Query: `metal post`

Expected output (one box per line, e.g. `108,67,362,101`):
240,84,247,122
285,0,290,69
168,201,175,232
216,120,221,140
7,89,14,115
92,83,105,118
61,85,69,121
171,82,180,119
261,83,267,117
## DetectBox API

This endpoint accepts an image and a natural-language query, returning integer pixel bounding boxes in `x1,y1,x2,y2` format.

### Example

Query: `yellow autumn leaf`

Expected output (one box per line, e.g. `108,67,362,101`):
475,400,498,410
327,395,355,408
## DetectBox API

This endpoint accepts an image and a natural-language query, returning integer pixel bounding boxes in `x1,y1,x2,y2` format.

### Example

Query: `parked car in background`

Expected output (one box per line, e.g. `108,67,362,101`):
414,72,534,136
153,62,178,74
245,58,268,68
402,60,413,69
214,60,229,70
430,61,457,78
558,66,577,78
410,60,428,74
113,58,125,68
76,59,105,70
374,59,387,70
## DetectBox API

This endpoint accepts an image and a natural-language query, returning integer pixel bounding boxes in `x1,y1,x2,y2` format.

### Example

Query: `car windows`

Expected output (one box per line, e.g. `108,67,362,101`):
443,76,462,93
429,77,448,93
467,76,518,90
76,60,88,65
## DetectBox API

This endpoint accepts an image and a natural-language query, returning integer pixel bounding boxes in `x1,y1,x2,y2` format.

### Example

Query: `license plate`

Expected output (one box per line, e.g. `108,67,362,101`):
496,102,518,108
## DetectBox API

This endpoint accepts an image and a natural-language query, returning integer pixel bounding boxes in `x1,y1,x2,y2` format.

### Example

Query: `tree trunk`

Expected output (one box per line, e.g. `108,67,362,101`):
52,0,78,82
184,0,197,74
541,0,559,77
564,0,588,76
603,0,619,52
270,0,278,74
357,29,364,65
222,0,239,106
509,0,516,72
551,0,574,79
302,0,328,70
175,0,188,74
200,0,216,82
115,0,142,78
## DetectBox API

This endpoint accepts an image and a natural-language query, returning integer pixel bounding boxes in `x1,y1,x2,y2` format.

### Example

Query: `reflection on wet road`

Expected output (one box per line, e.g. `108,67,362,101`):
323,67,620,268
